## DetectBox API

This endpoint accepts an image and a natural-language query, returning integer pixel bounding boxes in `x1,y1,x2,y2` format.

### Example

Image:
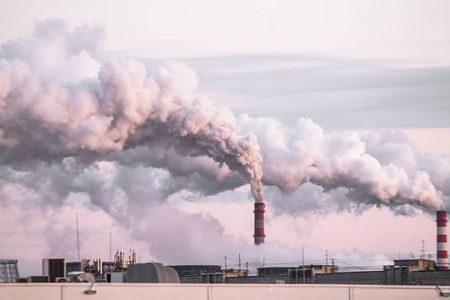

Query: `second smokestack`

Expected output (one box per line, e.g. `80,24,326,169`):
437,210,448,270
254,203,265,244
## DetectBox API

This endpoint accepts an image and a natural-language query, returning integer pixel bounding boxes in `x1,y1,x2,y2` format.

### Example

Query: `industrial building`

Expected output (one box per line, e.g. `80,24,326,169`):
42,258,66,283
9,257,450,286
66,259,114,281
166,259,450,286
66,249,136,281
1,204,449,300
315,259,439,285
127,263,180,283
0,260,19,283
167,265,222,283
2,211,450,287
164,209,450,286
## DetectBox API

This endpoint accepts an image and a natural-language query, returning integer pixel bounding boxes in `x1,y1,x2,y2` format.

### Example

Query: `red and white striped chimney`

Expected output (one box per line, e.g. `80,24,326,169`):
254,203,265,245
436,210,448,270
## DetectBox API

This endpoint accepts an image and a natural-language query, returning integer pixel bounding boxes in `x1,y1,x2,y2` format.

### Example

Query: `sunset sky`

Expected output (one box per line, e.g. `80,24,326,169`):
0,0,449,276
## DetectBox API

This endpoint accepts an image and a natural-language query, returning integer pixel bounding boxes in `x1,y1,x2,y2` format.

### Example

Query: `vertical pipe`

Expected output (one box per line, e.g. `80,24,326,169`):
437,210,448,270
302,246,305,284
76,213,80,262
109,232,111,263
238,253,241,274
254,203,265,244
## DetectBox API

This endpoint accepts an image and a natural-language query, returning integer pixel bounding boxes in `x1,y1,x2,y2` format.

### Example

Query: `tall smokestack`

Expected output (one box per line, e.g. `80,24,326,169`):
254,203,265,244
436,211,448,270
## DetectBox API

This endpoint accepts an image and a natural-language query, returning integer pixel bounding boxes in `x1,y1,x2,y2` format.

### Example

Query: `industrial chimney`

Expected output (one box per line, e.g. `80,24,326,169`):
436,210,448,270
254,203,265,244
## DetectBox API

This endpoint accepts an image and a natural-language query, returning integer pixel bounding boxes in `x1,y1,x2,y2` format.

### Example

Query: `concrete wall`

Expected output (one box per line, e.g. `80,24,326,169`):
1,283,449,300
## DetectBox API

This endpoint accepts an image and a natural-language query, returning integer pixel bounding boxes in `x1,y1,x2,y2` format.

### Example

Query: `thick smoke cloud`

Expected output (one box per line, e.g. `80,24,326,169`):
1,19,450,266
239,116,446,211
1,18,104,83
0,19,263,201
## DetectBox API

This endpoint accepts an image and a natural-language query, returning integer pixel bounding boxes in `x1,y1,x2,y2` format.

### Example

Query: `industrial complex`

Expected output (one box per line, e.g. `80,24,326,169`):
1,210,450,287
2,210,450,300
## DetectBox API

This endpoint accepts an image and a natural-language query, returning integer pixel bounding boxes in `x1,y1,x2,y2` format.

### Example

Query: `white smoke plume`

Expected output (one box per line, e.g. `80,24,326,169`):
0,19,263,202
1,19,450,265
239,117,447,212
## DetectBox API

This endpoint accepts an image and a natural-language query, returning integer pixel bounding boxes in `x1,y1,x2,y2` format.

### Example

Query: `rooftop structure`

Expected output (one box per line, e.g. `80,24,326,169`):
167,265,221,283
42,258,66,283
66,260,115,280
113,249,136,271
126,263,180,283
0,259,19,283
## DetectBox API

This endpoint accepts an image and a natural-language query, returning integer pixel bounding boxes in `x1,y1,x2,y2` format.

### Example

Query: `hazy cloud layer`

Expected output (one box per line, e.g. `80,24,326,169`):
159,55,450,129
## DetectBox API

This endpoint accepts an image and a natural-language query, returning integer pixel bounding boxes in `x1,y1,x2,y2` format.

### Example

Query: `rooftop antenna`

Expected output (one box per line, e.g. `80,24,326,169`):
302,246,306,284
302,246,305,267
421,240,425,259
238,254,241,273
109,232,112,263
76,213,80,262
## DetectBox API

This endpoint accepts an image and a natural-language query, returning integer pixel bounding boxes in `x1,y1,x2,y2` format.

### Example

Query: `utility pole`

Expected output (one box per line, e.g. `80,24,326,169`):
421,240,425,259
109,232,112,263
76,213,80,262
238,254,241,276
224,256,227,270
326,250,328,273
302,246,305,284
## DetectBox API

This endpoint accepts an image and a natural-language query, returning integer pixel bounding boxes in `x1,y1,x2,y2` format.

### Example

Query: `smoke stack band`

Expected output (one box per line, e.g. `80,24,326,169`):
254,203,265,245
437,210,448,270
